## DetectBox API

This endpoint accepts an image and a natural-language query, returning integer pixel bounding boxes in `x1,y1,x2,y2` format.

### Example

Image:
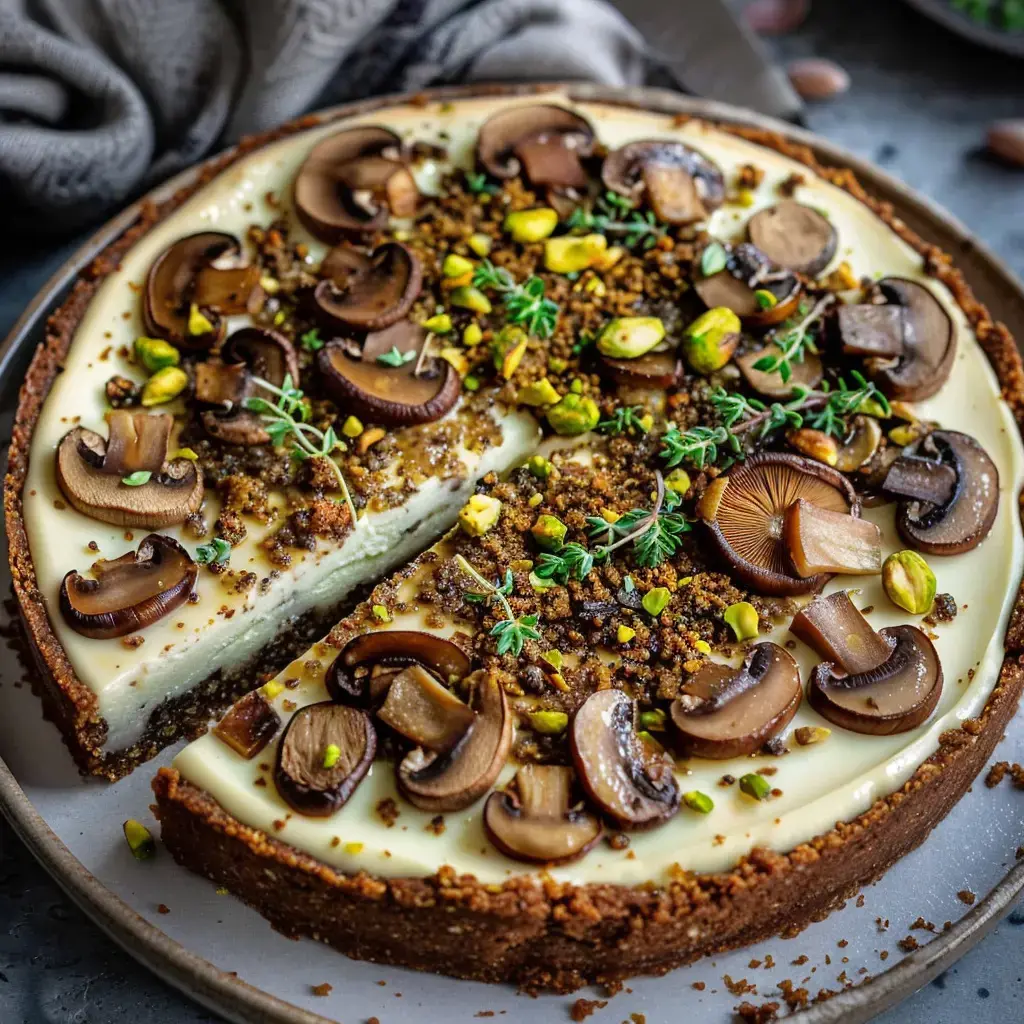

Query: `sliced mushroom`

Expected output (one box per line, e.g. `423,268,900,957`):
320,244,372,283
59,534,198,639
807,624,943,736
892,430,999,555
599,350,683,390
313,242,422,332
144,232,257,348
476,104,595,188
376,664,476,753
275,702,376,816
747,200,838,277
601,139,725,225
483,764,603,865
670,643,801,759
834,415,883,473
194,361,250,407
327,630,472,708
783,498,882,577
397,669,512,813
56,421,203,528
294,126,417,242
698,452,859,597
221,327,299,388
737,345,823,399
213,691,281,759
694,242,803,327
862,279,956,401
318,320,460,427
790,590,892,676
883,455,957,506
836,304,905,358
570,688,680,830
201,409,270,447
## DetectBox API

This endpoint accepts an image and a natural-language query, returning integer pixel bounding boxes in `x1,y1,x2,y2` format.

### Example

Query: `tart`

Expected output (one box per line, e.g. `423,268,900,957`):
8,90,1024,990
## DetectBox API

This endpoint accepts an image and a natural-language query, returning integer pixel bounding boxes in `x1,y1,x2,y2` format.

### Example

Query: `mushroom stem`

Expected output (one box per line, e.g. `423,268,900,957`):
413,331,435,378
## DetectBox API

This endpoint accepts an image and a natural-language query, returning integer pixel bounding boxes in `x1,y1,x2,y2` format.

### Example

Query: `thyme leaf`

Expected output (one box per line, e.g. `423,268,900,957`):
455,555,541,658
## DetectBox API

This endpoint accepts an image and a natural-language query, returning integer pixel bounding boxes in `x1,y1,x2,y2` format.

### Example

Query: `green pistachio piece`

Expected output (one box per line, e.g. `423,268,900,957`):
683,306,741,374
134,336,180,372
639,709,667,732
341,415,364,438
492,325,528,379
528,710,569,735
541,650,563,671
188,303,215,336
682,790,714,814
617,624,636,644
463,323,483,347
526,454,553,480
664,468,691,495
544,233,607,274
882,550,936,615
724,601,759,642
458,493,502,536
739,773,772,801
442,253,475,278
517,377,560,406
504,207,559,243
422,312,453,334
141,366,188,407
322,743,342,768
467,233,493,257
642,586,671,617
450,286,493,314
123,819,156,860
531,514,567,552
545,393,599,436
596,317,666,360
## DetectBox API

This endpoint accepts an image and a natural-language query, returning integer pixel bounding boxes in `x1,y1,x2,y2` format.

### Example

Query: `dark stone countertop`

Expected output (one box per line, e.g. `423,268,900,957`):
2,1,1023,1020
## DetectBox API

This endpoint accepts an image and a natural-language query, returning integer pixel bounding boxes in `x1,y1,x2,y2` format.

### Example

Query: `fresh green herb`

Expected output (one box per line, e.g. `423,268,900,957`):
533,542,595,586
121,470,152,486
660,424,733,469
244,374,356,525
464,170,499,195
299,328,324,353
700,241,729,277
709,387,803,439
571,328,596,356
196,537,232,565
376,345,417,367
799,371,892,438
598,405,649,436
471,261,559,338
566,190,667,250
455,555,542,657
751,296,832,384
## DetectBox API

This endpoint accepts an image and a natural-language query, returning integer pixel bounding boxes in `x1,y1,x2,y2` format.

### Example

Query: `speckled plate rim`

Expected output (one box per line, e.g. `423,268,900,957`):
903,0,1024,58
2,81,1024,1024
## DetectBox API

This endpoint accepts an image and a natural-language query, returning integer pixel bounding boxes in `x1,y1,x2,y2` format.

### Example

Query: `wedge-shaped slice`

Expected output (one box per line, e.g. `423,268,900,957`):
783,498,882,577
790,590,892,676
377,664,476,753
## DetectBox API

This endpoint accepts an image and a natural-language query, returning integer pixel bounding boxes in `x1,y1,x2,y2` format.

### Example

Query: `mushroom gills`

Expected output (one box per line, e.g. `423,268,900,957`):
570,688,680,830
483,764,603,865
376,664,476,753
790,590,892,676
747,200,838,277
783,498,882,577
275,702,376,816
670,643,802,760
808,625,943,735
213,691,281,759
59,534,198,639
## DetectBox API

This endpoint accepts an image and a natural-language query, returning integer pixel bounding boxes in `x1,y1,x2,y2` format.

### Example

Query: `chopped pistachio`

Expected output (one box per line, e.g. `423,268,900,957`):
546,393,599,436
141,366,188,406
517,377,560,406
442,253,475,278
123,819,156,860
272,309,288,326
794,725,832,747
888,423,923,447
261,679,285,700
596,317,666,360
463,375,480,392
170,447,198,461
531,514,567,552
458,493,502,536
322,743,342,769
188,303,215,336
371,604,391,622
822,260,859,292
569,378,584,394
528,492,543,507
739,773,772,801
664,468,691,495
547,356,568,373
642,587,672,617
493,326,529,379
883,550,936,615
735,187,756,208
617,624,637,645
683,307,741,374
343,842,364,855
682,790,715,814
541,649,563,671
526,454,553,480
134,336,180,372
584,276,607,297
467,232,493,257
439,346,469,375
504,207,559,243
544,233,607,274
422,312,453,334
593,245,626,271
450,285,493,314
724,601,759,642
259,274,281,294
753,288,778,310
341,415,364,438
639,708,666,731
694,639,711,655
528,710,569,735
462,322,483,347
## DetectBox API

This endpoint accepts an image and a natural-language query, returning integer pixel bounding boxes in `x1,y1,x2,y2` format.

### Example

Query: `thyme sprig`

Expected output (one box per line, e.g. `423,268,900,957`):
751,295,833,383
244,374,357,525
566,190,667,250
471,260,559,338
534,542,595,586
455,555,541,657
598,405,650,436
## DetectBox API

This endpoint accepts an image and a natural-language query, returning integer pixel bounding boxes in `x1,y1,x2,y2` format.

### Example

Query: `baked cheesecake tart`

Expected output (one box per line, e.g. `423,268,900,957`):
8,90,1024,989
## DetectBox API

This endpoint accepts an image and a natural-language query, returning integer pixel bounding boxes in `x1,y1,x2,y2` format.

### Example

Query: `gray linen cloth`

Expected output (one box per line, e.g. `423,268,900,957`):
0,0,646,233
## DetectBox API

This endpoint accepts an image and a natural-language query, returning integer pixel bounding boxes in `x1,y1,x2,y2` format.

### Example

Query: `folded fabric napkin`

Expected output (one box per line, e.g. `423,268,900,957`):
0,0,646,233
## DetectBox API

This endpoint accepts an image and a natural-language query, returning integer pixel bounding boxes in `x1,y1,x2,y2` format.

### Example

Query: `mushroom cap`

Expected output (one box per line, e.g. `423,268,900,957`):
397,668,512,813
318,321,460,428
293,126,410,242
746,200,838,277
699,452,860,597
56,425,203,529
895,430,999,555
867,278,956,401
275,702,377,816
737,345,823,399
670,643,802,759
694,243,803,326
483,764,603,865
570,688,680,830
808,625,943,736
143,231,241,347
834,415,883,473
602,139,725,224
327,629,472,708
201,409,270,447
598,349,683,390
221,327,299,389
313,242,422,332
59,534,198,639
476,104,595,183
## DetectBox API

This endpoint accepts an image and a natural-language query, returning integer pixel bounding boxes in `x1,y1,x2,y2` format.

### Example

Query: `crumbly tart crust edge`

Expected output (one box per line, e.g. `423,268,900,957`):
4,92,1023,787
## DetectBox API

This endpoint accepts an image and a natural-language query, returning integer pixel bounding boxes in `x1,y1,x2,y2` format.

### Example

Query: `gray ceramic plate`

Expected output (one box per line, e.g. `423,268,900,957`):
2,83,1024,1024
905,0,1024,57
